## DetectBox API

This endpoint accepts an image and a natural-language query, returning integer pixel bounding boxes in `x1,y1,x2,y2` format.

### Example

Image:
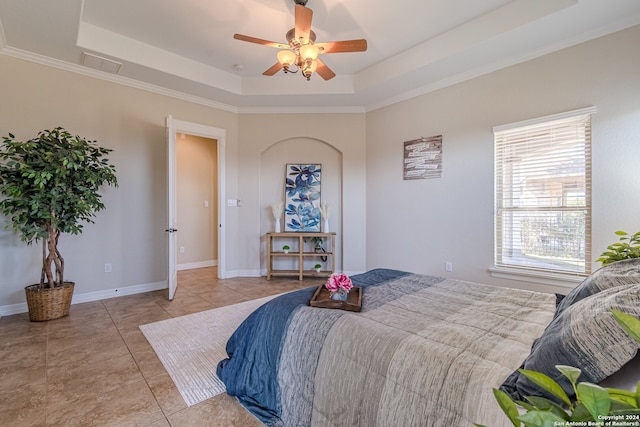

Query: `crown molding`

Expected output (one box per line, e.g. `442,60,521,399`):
0,46,240,113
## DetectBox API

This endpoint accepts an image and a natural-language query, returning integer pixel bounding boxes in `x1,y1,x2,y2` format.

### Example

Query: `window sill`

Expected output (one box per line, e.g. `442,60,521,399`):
489,266,585,289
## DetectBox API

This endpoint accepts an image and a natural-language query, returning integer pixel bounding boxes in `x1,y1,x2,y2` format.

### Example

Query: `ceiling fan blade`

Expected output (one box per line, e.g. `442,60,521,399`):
294,4,313,43
234,34,288,49
315,58,336,81
316,39,368,54
263,62,284,76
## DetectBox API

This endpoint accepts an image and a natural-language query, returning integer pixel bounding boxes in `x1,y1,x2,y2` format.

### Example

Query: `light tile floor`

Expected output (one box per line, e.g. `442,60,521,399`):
0,267,322,426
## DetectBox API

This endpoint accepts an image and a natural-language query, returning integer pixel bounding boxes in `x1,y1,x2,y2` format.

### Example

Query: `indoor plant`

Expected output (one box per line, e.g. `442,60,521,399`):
596,230,640,265
310,236,328,262
282,245,290,253
0,127,118,321
314,263,322,272
480,310,640,427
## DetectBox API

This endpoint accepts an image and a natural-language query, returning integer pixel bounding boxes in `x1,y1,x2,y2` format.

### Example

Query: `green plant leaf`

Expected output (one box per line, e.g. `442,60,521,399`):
597,230,640,265
606,387,638,408
577,382,611,420
556,365,582,393
517,410,566,427
610,408,640,416
519,369,572,407
610,398,637,412
524,396,569,419
611,310,640,344
515,400,535,411
569,403,593,422
492,388,522,427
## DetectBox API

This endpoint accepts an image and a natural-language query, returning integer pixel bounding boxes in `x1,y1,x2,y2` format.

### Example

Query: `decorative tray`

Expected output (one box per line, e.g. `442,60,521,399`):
309,285,362,312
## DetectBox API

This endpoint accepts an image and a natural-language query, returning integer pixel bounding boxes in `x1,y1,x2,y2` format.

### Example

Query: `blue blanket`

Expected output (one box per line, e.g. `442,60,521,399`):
216,268,412,424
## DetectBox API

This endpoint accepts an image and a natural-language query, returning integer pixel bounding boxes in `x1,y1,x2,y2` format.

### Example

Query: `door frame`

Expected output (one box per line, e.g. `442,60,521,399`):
166,116,227,286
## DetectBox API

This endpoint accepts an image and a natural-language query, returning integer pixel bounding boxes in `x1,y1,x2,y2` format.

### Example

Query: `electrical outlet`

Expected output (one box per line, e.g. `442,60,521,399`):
104,263,112,273
179,246,185,253
445,261,453,272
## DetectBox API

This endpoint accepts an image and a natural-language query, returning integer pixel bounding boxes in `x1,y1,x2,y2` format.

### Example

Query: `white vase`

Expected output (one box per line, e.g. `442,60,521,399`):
322,219,329,233
275,218,281,233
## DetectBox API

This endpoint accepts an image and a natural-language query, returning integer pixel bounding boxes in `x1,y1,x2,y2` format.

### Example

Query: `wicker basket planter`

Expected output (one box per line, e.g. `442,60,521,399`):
25,282,75,322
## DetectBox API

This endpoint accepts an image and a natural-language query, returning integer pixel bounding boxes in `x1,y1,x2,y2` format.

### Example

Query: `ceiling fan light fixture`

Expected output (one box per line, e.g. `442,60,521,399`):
299,44,319,60
277,49,297,70
302,59,317,80
233,1,367,81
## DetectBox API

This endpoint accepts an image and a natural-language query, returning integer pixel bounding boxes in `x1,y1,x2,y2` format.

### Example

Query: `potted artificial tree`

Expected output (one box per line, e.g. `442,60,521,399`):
0,127,118,321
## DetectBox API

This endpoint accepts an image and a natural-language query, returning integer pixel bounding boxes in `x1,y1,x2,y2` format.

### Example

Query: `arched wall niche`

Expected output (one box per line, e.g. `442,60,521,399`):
259,137,343,274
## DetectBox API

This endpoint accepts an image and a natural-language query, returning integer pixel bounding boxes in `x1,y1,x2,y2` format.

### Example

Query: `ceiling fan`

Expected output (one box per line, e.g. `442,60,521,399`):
233,0,367,81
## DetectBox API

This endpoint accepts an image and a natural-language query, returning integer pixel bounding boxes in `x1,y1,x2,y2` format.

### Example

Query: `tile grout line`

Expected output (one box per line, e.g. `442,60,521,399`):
104,299,173,426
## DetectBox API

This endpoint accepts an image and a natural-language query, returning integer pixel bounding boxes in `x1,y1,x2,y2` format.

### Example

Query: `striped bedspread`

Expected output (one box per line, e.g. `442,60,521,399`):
217,269,555,426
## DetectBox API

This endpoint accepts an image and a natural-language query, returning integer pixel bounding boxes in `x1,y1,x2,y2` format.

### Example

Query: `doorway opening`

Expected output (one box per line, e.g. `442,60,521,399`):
176,134,219,271
166,116,226,300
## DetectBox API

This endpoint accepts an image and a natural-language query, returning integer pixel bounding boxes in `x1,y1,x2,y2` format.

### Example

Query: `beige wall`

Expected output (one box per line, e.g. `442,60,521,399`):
236,113,367,276
0,54,239,309
0,54,367,312
366,25,640,293
177,134,218,268
259,138,342,273
1,24,639,312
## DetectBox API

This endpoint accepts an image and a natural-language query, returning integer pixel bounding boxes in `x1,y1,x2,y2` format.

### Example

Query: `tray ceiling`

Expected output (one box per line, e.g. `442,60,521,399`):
1,0,639,112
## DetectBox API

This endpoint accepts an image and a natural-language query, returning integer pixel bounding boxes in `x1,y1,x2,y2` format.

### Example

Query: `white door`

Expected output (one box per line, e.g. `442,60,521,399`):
166,115,178,300
165,116,227,299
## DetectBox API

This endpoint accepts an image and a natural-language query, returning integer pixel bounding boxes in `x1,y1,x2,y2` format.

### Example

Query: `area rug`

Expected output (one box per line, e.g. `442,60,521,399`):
139,294,280,406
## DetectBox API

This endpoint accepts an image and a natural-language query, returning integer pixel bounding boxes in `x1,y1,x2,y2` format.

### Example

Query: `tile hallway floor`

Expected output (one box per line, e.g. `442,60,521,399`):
0,267,322,426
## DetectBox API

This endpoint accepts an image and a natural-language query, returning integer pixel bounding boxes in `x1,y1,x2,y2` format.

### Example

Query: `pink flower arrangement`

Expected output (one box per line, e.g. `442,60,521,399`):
325,273,353,293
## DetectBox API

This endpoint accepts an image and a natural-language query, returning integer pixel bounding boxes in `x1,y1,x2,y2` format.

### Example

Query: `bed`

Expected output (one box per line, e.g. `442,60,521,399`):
217,263,640,426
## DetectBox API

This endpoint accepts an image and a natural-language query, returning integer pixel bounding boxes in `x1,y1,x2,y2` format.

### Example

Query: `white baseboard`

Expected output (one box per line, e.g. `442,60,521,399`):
177,260,217,271
219,269,237,279
236,269,261,277
0,268,358,318
0,280,168,317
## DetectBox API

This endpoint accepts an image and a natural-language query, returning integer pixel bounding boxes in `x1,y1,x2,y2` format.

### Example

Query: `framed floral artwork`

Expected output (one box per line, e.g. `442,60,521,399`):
284,164,321,232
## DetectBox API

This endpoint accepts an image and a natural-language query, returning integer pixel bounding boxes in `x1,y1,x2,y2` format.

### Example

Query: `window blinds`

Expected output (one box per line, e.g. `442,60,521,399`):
494,107,594,276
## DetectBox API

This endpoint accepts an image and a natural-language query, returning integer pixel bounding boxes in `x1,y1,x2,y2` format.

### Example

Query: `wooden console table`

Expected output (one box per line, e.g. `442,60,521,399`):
266,232,336,280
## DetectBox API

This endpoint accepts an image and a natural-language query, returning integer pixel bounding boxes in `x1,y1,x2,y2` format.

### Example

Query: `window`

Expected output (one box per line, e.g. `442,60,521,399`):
493,107,595,278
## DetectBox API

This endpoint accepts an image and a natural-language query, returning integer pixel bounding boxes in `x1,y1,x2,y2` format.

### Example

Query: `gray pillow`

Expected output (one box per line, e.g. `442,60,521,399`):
555,257,640,315
501,283,640,401
599,352,640,391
